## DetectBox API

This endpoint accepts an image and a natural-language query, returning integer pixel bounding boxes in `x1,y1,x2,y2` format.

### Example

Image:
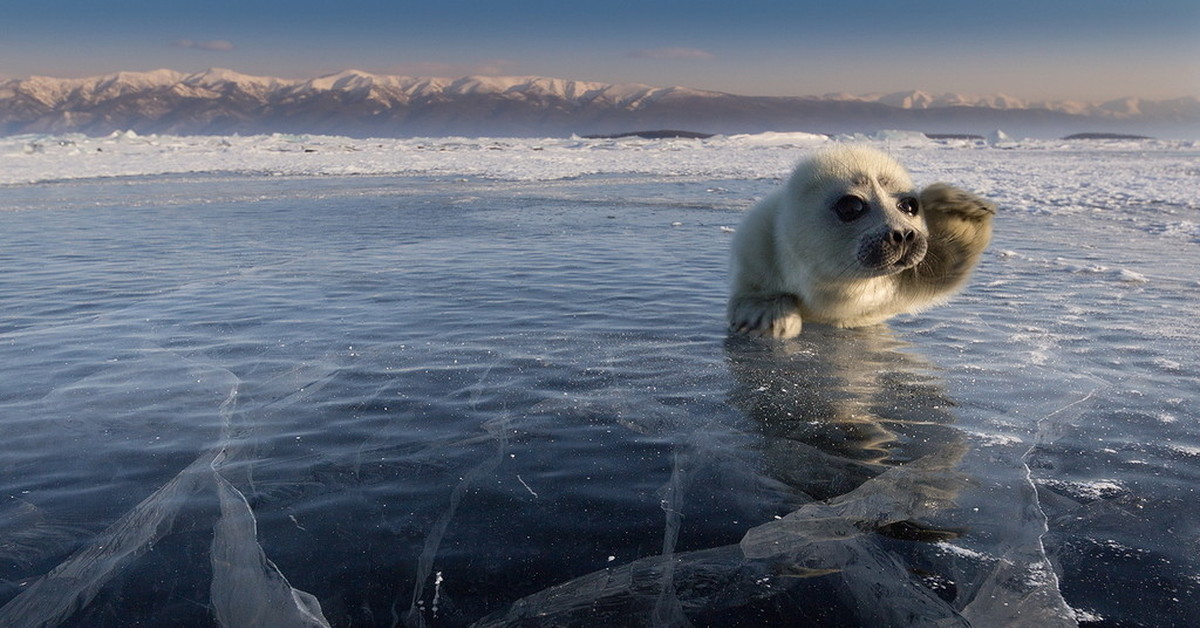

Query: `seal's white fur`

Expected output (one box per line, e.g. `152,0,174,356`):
728,145,995,338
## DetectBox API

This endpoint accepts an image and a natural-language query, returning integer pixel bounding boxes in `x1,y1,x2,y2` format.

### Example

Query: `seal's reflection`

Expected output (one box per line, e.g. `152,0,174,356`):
478,327,975,627
725,325,967,513
725,326,975,626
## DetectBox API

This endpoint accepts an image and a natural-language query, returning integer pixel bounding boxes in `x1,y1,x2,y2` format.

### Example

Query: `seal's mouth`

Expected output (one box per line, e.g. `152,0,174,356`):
856,230,928,274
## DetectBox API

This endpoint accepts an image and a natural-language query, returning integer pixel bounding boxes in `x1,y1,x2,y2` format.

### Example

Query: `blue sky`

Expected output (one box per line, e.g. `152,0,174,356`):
4,0,1197,100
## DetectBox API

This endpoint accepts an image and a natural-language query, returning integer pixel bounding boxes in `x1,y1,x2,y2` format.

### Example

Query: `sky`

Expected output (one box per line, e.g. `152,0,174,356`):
3,0,1198,101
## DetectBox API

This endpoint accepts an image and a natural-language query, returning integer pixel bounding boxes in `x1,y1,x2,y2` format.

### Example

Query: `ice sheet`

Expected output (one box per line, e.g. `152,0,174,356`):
1,135,1198,626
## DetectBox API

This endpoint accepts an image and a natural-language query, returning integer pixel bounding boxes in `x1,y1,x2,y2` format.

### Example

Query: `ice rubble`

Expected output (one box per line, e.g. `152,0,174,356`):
2,129,1197,188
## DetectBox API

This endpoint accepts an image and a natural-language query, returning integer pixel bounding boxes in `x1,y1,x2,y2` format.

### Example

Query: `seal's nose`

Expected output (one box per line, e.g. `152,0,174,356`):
888,228,916,245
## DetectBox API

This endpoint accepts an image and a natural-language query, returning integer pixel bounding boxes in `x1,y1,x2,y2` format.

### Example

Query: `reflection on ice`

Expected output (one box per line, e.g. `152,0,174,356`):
478,327,1076,626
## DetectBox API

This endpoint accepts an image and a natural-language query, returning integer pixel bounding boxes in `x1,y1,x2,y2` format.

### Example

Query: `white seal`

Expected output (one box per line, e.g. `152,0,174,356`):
728,145,995,338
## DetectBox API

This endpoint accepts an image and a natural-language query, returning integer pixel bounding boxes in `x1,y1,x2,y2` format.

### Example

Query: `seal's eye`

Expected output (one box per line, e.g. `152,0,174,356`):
897,197,920,216
833,195,868,222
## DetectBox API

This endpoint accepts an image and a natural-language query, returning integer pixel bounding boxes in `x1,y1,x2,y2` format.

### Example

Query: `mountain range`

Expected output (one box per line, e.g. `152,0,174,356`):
2,68,1197,139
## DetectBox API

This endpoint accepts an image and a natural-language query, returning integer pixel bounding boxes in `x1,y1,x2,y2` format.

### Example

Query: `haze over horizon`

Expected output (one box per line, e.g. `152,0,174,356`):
4,0,1198,103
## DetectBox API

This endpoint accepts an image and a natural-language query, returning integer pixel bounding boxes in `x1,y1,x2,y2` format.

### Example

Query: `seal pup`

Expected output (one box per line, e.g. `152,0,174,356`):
728,145,995,338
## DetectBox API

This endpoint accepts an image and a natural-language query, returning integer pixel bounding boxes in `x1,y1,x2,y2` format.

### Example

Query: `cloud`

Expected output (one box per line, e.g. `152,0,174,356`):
626,47,715,61
172,39,236,52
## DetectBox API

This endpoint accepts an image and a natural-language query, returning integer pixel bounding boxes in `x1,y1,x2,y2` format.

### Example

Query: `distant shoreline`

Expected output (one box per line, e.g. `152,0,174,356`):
1062,132,1154,140
581,130,715,140
581,130,1161,142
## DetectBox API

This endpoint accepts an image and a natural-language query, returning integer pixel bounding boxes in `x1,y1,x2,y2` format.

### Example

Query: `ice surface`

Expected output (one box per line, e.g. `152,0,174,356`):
0,338,331,626
0,133,1198,626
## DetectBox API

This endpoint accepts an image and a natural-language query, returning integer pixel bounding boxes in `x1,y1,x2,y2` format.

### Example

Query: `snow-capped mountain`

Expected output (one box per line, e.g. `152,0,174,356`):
2,68,1197,138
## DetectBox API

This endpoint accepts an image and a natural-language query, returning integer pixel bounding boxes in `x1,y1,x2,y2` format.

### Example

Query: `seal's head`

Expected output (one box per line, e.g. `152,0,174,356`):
780,146,929,281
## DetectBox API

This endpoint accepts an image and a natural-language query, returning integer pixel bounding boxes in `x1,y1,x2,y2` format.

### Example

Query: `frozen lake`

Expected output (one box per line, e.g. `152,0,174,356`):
1,133,1198,626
